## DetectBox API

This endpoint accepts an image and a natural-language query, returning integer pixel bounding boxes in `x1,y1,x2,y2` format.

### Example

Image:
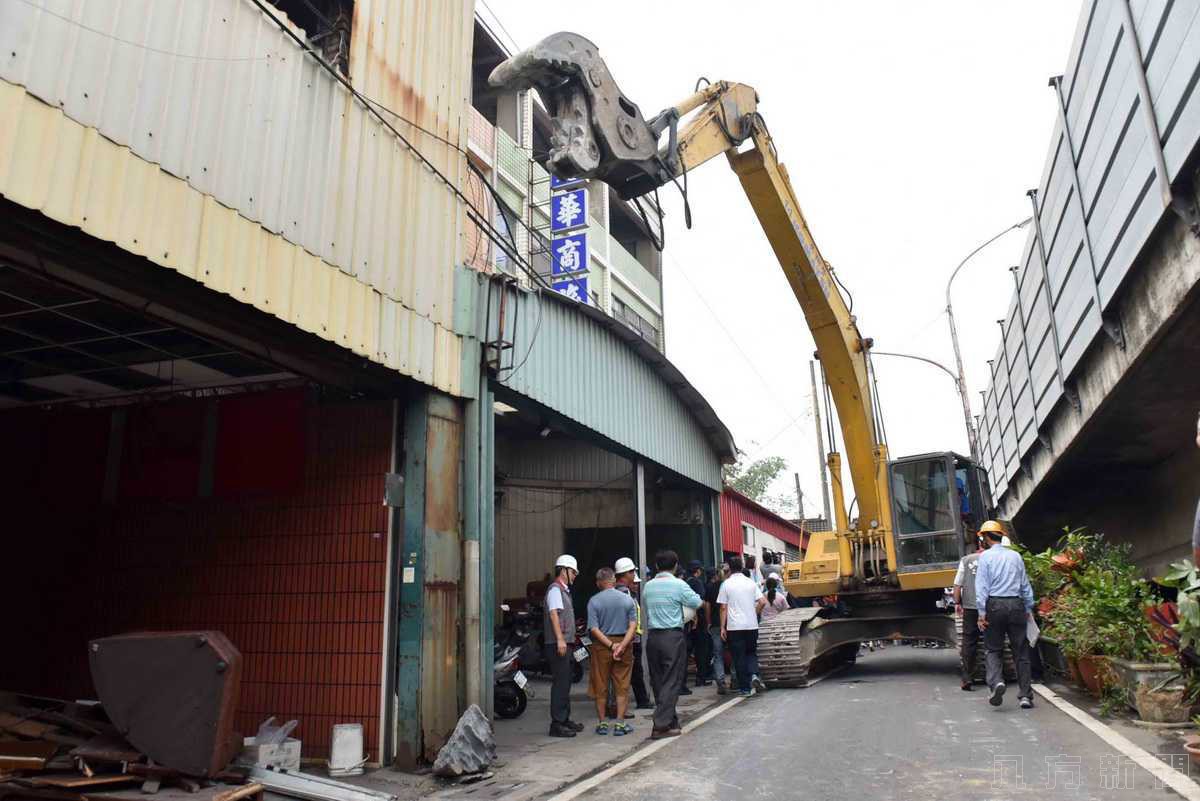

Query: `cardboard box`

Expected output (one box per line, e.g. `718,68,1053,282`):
239,736,301,772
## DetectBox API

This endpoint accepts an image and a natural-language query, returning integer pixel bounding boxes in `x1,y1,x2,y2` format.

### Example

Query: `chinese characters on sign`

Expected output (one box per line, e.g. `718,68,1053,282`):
552,277,589,305
550,173,586,191
548,173,590,304
551,188,588,234
552,233,588,276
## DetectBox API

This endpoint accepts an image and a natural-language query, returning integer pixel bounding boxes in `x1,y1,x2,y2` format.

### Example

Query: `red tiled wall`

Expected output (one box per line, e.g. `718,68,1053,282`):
1,391,391,761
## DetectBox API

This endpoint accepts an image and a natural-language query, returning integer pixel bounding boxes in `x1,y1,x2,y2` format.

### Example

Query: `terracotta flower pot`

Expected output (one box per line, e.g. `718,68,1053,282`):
1184,735,1200,767
1076,655,1106,698
1066,655,1082,687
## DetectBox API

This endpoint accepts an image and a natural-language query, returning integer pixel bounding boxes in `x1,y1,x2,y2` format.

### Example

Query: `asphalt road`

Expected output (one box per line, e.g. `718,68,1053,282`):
569,645,1186,801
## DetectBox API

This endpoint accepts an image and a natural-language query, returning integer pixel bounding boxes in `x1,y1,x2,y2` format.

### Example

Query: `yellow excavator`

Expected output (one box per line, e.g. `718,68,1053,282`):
490,33,994,685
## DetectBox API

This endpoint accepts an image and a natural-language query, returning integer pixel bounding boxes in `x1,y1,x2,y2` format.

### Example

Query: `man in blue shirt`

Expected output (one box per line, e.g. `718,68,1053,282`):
641,549,701,739
975,521,1035,709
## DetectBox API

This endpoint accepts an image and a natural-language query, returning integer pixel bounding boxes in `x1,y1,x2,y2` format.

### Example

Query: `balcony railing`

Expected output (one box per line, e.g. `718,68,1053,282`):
607,236,660,306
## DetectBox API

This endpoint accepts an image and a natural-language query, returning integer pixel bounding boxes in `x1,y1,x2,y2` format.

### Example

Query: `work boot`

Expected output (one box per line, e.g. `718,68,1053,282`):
564,719,584,732
548,723,576,738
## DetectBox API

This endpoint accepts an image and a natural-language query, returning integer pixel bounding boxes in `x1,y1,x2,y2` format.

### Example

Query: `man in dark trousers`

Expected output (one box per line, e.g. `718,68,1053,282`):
975,522,1036,709
614,557,652,710
953,534,990,690
685,561,712,687
642,550,701,739
544,554,583,737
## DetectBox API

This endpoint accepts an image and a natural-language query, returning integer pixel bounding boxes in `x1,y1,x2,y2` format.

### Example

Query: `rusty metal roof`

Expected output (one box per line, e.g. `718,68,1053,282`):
0,0,475,397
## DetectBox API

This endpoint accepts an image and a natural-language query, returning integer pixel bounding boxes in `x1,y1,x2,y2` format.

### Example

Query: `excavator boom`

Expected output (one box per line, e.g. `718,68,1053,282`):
490,33,896,585
491,33,973,685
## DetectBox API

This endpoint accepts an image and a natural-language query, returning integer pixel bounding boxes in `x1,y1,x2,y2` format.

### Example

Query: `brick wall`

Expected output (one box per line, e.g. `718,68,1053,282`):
1,390,392,760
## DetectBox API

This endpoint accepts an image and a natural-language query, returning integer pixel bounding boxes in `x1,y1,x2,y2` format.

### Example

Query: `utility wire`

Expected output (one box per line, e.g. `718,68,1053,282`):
15,0,270,61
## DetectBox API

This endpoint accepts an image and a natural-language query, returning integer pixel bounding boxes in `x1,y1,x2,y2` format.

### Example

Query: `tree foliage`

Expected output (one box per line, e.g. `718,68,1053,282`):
723,452,796,517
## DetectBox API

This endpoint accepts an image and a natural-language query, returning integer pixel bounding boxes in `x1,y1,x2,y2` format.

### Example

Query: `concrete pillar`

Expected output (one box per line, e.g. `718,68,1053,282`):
395,391,465,769
464,375,496,717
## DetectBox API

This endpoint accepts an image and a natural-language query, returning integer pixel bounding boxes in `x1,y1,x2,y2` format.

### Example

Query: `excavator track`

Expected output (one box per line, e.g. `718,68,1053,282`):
757,608,851,687
758,607,960,688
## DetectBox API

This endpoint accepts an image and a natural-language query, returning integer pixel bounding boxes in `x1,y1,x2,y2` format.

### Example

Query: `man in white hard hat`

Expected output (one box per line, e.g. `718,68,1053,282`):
545,554,582,737
614,558,651,709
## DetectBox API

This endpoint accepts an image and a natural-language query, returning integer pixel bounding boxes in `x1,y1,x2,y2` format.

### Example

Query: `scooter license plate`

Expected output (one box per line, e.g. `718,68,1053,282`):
573,647,589,662
513,670,528,689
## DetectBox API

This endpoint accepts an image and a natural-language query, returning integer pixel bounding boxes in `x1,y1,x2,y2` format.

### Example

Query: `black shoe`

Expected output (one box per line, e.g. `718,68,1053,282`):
564,719,584,732
989,682,1006,707
961,682,973,691
635,702,654,709
679,687,693,696
548,724,576,738
1019,697,1033,709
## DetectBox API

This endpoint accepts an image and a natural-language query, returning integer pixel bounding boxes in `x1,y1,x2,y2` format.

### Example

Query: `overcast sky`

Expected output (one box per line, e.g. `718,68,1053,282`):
484,0,1085,518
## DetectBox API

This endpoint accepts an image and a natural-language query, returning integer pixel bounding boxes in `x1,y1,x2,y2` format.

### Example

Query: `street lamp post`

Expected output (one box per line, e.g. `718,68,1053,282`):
945,218,1032,462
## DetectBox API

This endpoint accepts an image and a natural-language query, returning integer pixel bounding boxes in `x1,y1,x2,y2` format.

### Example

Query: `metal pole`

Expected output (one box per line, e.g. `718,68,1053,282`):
635,459,649,682
793,472,805,522
944,218,1031,463
809,361,832,526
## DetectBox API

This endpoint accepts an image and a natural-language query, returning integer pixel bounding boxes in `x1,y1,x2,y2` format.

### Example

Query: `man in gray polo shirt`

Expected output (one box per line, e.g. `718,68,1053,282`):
953,535,990,691
586,568,637,735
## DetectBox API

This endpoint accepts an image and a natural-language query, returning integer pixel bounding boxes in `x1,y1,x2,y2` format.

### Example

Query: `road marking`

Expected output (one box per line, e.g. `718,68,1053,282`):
544,695,747,801
1033,683,1200,800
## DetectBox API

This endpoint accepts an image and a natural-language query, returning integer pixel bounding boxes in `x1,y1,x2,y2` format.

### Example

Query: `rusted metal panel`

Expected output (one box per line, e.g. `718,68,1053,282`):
88,631,242,777
0,0,473,396
421,395,463,762
0,79,464,397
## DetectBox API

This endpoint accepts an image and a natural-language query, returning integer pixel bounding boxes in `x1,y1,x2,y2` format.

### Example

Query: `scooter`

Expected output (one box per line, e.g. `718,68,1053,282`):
506,604,586,683
494,641,531,719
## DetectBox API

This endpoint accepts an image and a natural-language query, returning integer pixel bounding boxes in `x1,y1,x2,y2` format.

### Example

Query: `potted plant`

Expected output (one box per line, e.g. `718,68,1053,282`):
1038,530,1158,703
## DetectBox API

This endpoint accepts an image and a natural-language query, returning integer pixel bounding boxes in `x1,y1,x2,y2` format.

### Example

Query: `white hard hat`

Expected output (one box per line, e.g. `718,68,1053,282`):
555,554,578,572
1001,535,1012,547
614,557,637,575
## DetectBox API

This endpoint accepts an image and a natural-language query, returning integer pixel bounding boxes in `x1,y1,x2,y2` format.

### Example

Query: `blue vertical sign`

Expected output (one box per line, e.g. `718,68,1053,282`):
552,277,590,305
549,173,590,304
551,233,588,276
550,188,589,234
550,173,586,191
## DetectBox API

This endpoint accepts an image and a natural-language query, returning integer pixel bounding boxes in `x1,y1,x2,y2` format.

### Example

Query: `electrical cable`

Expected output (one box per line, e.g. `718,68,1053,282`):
14,0,270,62
498,469,634,515
248,0,556,296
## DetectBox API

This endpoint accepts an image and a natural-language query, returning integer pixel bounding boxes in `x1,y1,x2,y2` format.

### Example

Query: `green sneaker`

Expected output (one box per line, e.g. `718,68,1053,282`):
612,722,632,736
594,722,610,735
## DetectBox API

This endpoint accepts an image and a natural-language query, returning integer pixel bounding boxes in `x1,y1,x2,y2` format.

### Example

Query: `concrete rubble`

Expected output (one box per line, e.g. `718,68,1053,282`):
431,706,495,778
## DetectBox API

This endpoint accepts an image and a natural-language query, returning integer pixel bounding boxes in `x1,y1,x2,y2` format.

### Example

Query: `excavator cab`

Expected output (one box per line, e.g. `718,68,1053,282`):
889,452,993,575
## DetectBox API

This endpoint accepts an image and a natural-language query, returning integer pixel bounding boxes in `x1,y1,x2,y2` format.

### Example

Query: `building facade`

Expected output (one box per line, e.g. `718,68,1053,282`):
974,0,1200,574
719,487,808,563
0,0,733,771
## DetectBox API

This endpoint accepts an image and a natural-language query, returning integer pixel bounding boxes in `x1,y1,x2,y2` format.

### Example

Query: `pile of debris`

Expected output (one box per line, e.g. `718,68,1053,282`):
0,690,258,801
0,632,395,801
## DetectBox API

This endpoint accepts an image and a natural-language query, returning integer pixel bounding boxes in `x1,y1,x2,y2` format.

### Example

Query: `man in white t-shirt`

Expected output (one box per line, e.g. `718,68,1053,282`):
717,555,767,697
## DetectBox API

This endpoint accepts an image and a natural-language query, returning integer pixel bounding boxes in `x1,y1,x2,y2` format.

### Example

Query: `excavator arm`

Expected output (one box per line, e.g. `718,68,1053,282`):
490,32,897,588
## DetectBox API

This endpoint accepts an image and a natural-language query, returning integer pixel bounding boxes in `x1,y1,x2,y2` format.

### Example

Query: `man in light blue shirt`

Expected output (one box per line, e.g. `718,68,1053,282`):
641,549,701,738
975,522,1035,709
